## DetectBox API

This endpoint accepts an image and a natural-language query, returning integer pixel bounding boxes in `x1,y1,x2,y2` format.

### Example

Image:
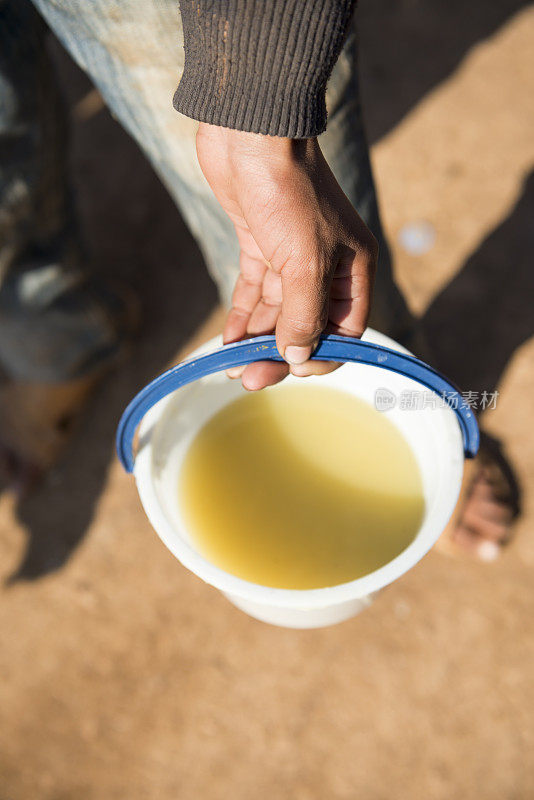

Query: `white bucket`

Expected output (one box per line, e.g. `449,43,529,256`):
133,329,465,629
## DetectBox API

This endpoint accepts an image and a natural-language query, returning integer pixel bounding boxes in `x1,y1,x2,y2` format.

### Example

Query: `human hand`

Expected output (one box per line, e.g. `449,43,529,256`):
196,123,378,389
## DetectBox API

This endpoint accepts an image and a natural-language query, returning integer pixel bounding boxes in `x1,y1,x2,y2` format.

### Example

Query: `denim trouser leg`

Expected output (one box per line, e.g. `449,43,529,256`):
322,22,415,341
0,0,135,381
0,0,72,263
30,0,241,307
3,0,414,381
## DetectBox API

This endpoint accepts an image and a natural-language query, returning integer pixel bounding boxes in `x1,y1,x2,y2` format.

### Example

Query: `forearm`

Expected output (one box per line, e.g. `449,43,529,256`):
174,0,356,138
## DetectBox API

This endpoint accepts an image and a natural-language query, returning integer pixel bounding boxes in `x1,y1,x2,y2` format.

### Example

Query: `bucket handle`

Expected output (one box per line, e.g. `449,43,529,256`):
116,334,479,472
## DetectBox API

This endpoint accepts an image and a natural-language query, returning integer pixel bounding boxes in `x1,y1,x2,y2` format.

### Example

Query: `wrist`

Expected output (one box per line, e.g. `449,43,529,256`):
197,122,318,168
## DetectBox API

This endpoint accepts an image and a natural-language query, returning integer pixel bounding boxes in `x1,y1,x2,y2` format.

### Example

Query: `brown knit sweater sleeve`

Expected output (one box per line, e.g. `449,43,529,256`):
173,0,356,138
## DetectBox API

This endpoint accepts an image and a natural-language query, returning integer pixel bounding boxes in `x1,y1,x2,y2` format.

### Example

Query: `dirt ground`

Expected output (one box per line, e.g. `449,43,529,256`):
1,3,533,799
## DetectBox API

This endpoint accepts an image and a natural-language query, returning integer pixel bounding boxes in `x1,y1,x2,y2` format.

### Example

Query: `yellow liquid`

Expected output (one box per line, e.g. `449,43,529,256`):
179,385,425,590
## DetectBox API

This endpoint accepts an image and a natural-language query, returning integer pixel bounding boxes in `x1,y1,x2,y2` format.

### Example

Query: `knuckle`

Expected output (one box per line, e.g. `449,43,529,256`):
281,256,318,283
364,232,379,266
284,315,325,337
351,228,378,262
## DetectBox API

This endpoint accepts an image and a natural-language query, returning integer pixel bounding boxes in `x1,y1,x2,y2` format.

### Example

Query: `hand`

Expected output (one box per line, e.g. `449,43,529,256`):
196,123,378,390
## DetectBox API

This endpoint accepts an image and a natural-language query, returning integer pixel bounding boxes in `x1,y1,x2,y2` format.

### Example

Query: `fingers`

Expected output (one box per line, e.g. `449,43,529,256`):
223,251,268,346
225,249,284,383
225,217,376,389
226,365,246,380
274,234,376,366
327,244,376,338
226,251,374,384
235,282,285,388
289,360,340,378
226,296,282,384
275,260,330,365
223,251,267,378
246,272,282,335
241,361,289,390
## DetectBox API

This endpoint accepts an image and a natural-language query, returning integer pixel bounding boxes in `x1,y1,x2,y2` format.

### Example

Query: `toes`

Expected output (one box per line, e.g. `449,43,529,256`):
453,525,501,562
463,497,513,526
460,504,510,542
479,463,517,507
470,475,495,502
440,445,519,563
459,466,515,549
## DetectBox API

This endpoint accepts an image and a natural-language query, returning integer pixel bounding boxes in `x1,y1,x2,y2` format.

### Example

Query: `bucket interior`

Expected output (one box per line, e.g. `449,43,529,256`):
141,356,464,593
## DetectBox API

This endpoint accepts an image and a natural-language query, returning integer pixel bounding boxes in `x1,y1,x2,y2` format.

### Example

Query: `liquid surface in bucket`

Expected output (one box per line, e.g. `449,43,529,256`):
179,384,425,590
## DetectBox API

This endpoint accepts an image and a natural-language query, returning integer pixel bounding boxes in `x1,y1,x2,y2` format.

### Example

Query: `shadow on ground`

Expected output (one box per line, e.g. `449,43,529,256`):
421,170,534,394
358,0,530,142
5,1,532,580
419,172,534,522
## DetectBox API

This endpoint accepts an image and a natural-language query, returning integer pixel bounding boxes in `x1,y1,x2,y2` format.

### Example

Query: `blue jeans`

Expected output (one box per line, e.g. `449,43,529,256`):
0,0,414,381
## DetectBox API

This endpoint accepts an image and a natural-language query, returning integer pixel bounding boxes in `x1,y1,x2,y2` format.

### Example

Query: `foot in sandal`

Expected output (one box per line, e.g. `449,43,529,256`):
436,434,520,561
0,264,139,494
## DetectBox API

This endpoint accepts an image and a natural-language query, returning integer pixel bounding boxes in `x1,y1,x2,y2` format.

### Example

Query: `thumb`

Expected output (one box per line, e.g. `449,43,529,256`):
275,263,330,365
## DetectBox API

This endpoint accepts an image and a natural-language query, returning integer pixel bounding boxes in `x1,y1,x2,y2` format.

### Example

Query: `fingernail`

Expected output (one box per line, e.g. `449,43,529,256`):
290,364,313,377
226,366,245,379
477,541,500,562
284,345,311,365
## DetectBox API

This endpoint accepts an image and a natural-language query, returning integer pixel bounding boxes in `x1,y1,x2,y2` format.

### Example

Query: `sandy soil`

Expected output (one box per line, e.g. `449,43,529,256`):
1,3,533,798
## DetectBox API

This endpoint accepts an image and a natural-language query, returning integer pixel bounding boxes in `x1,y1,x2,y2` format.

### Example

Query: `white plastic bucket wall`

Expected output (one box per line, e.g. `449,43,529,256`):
134,329,464,629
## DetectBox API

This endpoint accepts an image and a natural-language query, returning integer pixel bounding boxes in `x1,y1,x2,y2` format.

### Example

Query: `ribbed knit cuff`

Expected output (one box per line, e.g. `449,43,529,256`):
174,0,356,138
